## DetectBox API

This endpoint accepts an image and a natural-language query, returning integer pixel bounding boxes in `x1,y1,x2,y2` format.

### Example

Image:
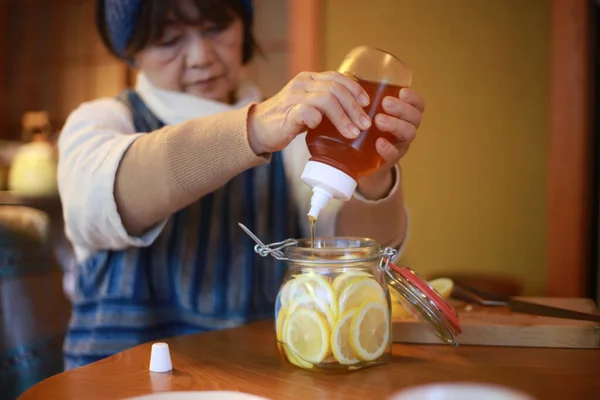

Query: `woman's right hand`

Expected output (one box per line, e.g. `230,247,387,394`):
247,71,372,155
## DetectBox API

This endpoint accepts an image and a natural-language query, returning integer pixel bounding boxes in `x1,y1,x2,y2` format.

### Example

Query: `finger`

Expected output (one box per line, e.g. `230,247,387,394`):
381,96,422,128
375,114,417,143
311,71,370,107
305,79,371,131
304,91,361,139
376,138,402,166
399,88,425,112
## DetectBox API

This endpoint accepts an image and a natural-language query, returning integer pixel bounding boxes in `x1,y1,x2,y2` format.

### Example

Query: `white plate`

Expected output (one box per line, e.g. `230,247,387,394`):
388,383,535,400
124,391,271,400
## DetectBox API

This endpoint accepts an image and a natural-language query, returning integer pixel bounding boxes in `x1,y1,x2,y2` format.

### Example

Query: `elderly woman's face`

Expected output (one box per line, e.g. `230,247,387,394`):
134,5,244,104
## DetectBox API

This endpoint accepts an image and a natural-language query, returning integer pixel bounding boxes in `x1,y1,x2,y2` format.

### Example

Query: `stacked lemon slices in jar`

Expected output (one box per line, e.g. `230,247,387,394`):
275,273,454,371
275,271,391,371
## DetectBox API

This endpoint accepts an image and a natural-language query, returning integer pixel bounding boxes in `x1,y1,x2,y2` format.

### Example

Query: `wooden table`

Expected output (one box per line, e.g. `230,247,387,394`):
20,321,600,400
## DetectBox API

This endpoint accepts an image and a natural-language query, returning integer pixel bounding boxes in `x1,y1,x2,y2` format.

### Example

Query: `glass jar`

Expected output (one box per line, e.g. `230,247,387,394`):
238,223,462,373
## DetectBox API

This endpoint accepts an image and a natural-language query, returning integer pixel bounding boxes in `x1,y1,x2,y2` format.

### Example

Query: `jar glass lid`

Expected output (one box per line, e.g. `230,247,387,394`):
381,250,461,345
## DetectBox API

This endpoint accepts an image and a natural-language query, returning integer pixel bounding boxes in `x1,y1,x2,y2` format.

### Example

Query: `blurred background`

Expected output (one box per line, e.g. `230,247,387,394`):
1,0,595,295
0,0,598,395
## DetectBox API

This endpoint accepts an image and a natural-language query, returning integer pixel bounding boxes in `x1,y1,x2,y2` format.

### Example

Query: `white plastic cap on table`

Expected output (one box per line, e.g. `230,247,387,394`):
149,342,173,373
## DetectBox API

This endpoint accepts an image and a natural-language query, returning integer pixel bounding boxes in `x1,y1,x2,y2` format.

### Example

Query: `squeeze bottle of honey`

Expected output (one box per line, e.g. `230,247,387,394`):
301,46,413,219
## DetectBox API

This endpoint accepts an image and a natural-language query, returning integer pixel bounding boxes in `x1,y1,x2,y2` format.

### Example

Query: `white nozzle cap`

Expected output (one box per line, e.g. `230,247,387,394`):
308,188,332,219
149,342,173,373
301,160,357,219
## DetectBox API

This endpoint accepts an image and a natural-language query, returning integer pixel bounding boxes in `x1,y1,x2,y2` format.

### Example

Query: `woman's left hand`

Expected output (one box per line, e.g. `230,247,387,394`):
357,88,425,199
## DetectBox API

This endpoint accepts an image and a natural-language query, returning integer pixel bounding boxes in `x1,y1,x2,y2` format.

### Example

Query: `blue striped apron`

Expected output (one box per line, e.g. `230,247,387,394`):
63,90,298,370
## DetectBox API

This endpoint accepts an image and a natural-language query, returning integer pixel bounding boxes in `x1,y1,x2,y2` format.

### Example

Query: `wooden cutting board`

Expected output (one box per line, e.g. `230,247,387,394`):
392,297,600,348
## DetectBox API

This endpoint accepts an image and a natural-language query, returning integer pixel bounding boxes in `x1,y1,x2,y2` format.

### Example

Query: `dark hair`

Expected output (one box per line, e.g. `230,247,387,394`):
96,0,261,64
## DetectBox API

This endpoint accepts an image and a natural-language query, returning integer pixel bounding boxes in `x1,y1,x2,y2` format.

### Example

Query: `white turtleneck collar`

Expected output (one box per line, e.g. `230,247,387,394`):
134,72,263,125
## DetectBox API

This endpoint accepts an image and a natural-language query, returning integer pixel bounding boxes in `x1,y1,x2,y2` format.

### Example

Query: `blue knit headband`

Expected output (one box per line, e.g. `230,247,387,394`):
103,0,254,59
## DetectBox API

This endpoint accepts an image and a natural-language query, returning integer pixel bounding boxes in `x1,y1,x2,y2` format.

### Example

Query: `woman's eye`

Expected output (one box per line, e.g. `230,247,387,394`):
202,25,227,36
158,35,181,47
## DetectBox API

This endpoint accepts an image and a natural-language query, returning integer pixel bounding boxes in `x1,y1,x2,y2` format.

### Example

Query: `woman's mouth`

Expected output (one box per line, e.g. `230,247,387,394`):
188,76,222,88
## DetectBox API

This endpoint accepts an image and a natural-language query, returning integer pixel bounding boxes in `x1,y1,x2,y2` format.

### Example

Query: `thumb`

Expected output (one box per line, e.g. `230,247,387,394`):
376,138,402,168
288,103,323,132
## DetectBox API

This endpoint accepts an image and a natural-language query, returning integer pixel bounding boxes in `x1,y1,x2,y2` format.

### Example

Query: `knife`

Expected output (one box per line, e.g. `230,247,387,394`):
451,283,600,323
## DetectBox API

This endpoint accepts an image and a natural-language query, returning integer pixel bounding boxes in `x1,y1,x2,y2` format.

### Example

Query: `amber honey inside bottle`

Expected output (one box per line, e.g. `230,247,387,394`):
306,78,404,180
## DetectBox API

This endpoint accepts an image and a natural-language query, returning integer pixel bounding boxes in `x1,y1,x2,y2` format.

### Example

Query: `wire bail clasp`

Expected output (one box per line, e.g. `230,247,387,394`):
238,223,297,261
379,247,398,270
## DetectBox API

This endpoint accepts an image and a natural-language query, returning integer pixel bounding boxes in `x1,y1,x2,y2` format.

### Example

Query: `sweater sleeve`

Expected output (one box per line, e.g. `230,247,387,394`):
57,98,267,258
336,164,409,256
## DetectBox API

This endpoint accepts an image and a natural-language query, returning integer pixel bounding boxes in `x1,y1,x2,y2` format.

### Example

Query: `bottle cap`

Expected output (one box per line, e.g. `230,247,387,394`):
301,160,357,219
149,342,173,373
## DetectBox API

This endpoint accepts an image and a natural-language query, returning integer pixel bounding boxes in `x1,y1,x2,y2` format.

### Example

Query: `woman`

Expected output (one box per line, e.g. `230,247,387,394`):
58,0,425,369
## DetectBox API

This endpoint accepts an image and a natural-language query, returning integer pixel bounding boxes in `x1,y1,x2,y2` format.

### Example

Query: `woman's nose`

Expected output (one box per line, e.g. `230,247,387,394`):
185,33,216,68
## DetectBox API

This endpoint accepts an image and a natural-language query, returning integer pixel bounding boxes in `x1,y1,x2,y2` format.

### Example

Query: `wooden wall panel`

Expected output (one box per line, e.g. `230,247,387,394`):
0,0,127,140
0,1,5,132
288,0,322,77
547,0,593,296
245,0,290,97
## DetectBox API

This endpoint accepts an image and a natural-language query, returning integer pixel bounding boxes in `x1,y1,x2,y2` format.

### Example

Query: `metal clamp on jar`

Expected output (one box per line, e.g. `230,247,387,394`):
239,223,461,373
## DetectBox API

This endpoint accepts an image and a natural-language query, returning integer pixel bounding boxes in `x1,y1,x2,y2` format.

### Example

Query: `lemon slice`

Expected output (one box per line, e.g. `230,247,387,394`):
288,294,336,330
349,301,390,361
283,346,314,369
338,277,387,315
330,308,361,365
283,308,331,364
287,294,315,314
388,283,412,319
276,306,287,343
279,308,313,369
291,273,338,318
279,277,296,307
429,277,454,299
284,349,313,369
276,308,286,355
391,302,412,319
332,272,371,295
388,284,404,303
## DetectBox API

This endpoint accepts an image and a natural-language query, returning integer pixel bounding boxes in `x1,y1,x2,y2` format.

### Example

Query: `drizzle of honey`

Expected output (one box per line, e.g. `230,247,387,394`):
309,215,317,248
